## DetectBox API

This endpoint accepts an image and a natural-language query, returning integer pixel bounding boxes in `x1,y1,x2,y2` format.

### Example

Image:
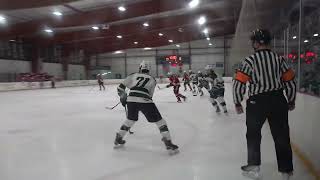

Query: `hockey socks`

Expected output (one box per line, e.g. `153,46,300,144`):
155,119,172,140
118,119,136,138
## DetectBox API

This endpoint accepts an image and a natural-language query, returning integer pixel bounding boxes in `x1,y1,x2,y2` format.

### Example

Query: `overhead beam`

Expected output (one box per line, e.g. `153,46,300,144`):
40,10,235,45
0,0,187,38
0,0,81,10
63,22,235,54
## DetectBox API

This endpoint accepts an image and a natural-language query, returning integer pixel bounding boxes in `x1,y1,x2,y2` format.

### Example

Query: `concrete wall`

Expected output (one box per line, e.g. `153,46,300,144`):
0,59,31,73
0,59,86,81
68,64,86,80
97,38,229,78
42,63,63,79
0,59,31,82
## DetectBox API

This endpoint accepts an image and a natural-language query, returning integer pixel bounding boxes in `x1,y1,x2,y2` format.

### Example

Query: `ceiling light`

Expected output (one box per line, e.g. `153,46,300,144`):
168,40,173,43
202,28,209,34
118,6,126,12
92,26,99,30
102,24,110,30
292,36,297,39
206,37,210,41
44,28,53,33
144,47,152,50
178,28,184,32
176,45,180,47
9,39,15,42
117,35,122,39
198,16,206,25
0,15,6,23
52,11,63,16
143,22,149,27
114,50,124,54
314,33,319,37
209,43,213,46
159,33,164,36
304,40,309,43
189,0,200,8
134,41,138,44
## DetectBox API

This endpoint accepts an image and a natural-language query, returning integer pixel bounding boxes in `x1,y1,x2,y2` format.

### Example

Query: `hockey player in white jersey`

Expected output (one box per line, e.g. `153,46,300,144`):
189,70,199,96
114,61,179,154
209,77,228,113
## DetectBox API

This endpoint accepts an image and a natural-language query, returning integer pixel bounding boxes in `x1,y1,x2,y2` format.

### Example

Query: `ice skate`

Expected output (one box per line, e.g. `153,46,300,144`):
281,172,293,180
224,110,228,114
193,90,197,96
162,138,179,155
216,106,221,113
199,90,204,96
241,165,262,180
183,96,187,102
114,133,126,149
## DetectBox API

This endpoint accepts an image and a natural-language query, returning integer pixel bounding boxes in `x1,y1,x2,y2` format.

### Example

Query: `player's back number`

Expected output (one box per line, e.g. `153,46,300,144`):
135,77,150,88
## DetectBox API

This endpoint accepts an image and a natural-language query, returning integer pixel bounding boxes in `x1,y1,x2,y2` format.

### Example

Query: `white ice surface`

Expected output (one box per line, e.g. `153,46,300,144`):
0,84,313,180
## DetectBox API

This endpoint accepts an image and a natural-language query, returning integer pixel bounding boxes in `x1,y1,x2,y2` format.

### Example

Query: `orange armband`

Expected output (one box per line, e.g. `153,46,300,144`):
235,71,250,83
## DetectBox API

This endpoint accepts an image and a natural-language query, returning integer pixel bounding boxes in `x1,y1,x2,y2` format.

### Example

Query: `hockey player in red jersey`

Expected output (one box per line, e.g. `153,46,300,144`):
167,73,186,103
182,71,193,91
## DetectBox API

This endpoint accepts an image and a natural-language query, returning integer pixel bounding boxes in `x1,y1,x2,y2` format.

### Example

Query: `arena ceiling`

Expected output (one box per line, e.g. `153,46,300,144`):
0,0,298,54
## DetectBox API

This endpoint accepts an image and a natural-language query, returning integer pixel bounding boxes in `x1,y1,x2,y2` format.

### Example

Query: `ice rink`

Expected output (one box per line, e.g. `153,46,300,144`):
0,83,314,180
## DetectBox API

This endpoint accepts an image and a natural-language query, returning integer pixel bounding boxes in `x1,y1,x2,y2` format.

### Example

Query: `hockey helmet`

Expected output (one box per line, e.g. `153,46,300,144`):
139,61,150,72
205,65,213,70
250,29,272,45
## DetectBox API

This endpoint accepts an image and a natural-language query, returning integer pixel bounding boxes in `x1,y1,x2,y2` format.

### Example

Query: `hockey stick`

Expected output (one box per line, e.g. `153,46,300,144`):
105,102,120,110
157,85,168,90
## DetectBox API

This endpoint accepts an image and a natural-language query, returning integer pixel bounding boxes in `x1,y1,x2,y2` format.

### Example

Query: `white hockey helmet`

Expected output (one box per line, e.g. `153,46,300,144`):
205,65,213,70
167,72,172,76
139,61,150,72
198,70,202,74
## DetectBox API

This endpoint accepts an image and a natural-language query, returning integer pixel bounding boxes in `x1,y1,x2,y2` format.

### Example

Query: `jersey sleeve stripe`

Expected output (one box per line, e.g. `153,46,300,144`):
131,87,149,93
128,92,152,100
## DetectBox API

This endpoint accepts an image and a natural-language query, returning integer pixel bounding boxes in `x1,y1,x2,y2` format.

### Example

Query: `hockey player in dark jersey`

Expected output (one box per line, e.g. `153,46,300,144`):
209,77,228,113
97,74,105,91
205,66,218,87
197,71,211,96
182,71,193,91
115,61,179,155
167,72,186,103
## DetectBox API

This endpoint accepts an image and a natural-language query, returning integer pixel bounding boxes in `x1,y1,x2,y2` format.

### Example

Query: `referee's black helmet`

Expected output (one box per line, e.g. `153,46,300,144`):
250,29,272,45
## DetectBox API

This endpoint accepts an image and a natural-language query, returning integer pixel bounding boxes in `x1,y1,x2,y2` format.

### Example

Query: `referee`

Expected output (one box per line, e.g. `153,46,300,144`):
233,29,297,180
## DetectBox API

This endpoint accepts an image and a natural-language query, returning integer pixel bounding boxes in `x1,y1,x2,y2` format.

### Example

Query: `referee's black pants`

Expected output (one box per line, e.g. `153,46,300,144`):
246,90,293,173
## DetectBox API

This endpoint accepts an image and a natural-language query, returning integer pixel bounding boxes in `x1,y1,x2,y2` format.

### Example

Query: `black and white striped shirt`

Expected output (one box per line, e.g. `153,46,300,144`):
233,49,297,105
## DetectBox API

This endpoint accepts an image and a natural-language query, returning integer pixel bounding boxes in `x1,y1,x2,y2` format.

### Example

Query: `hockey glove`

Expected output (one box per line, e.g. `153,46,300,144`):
120,93,127,107
166,83,173,88
235,104,244,114
288,102,295,111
